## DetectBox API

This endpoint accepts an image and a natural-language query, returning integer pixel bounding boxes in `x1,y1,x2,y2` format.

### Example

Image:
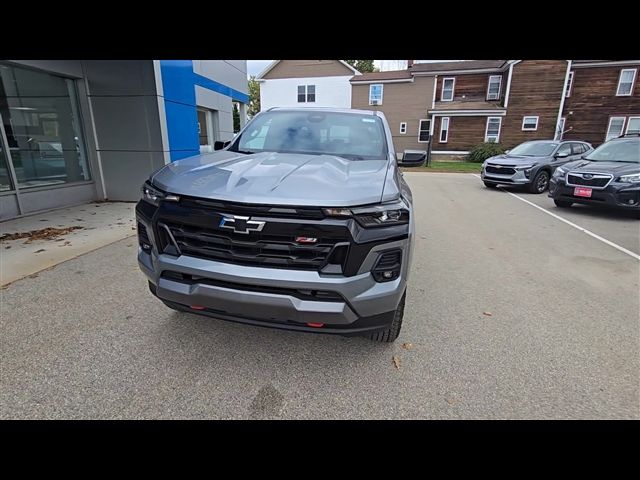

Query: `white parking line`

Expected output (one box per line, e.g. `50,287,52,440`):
470,174,640,261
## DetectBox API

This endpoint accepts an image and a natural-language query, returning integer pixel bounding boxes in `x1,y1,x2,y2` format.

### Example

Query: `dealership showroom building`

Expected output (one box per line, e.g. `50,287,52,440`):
0,60,249,220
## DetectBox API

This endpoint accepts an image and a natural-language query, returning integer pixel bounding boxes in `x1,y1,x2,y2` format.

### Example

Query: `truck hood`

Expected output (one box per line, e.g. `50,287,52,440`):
487,154,550,165
151,150,392,207
562,160,640,175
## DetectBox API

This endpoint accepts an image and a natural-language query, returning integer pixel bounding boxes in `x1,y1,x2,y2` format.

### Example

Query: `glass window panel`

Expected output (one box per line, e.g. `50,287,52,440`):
0,140,12,191
0,63,90,189
626,117,640,134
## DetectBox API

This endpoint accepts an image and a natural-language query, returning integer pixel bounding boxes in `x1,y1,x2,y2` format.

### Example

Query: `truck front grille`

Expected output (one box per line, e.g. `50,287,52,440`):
159,221,346,270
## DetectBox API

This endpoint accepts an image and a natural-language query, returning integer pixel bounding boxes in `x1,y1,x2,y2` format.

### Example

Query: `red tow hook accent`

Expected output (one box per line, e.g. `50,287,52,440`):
190,305,206,310
306,322,324,328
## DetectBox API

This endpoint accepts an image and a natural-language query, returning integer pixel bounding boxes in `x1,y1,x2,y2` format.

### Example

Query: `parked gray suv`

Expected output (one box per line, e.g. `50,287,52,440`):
481,140,593,193
136,108,414,342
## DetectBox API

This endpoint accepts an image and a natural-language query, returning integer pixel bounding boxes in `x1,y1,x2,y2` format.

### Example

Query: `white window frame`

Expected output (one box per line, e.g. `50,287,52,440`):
297,85,316,103
486,75,502,100
439,117,449,143
399,122,407,134
556,117,566,140
441,77,455,102
484,117,502,143
369,84,384,105
565,71,574,98
521,116,539,131
418,119,430,143
616,69,637,96
625,116,640,134
605,116,626,141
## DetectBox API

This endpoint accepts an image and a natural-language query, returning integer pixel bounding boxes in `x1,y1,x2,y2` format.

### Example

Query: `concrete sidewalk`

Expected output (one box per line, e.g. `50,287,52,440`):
0,202,137,286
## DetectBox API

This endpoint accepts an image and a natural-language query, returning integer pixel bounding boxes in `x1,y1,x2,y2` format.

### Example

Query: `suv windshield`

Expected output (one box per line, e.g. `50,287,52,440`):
584,138,640,163
508,141,559,157
229,110,388,160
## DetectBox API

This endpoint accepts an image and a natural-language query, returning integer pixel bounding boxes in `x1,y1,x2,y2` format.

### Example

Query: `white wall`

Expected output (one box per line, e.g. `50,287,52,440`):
260,76,353,111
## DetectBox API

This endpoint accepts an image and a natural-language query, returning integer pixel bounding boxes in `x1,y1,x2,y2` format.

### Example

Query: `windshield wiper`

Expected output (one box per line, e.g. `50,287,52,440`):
234,149,256,155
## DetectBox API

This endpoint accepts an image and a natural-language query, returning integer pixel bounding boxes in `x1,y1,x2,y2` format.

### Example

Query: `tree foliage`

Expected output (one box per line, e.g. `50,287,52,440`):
344,60,376,73
248,76,261,118
232,103,240,133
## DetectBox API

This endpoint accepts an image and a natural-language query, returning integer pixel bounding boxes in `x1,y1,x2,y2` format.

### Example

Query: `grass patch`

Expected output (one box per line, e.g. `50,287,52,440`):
401,161,481,173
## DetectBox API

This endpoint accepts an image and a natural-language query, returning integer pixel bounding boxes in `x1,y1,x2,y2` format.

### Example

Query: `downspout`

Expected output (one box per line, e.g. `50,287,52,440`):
555,60,572,140
504,62,514,108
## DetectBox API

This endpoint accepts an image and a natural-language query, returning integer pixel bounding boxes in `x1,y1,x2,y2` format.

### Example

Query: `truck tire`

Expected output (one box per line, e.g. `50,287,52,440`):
367,293,405,343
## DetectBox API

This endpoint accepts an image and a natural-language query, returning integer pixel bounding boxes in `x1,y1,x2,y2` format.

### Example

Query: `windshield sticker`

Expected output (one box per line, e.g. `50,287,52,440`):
362,118,376,123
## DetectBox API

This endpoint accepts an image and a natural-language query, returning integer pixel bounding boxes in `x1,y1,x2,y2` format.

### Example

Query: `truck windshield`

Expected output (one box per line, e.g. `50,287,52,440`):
508,141,559,156
229,110,388,160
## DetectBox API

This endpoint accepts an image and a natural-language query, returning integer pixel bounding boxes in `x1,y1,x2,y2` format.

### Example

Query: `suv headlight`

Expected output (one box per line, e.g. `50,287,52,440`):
553,166,567,178
516,164,537,171
619,173,640,183
323,199,409,228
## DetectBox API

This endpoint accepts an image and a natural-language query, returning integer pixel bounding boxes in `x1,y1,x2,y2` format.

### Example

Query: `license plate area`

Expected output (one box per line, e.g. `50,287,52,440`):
574,186,592,198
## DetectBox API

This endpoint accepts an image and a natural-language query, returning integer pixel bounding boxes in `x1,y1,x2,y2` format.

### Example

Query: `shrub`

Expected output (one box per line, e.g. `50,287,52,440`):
466,142,506,163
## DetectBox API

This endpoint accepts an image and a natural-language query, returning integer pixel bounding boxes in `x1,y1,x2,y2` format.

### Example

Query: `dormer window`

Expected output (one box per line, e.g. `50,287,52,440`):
441,78,455,101
486,75,502,100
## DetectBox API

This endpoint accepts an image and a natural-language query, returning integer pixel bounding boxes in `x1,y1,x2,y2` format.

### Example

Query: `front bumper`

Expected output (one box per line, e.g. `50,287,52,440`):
481,166,532,185
136,211,409,335
549,178,640,210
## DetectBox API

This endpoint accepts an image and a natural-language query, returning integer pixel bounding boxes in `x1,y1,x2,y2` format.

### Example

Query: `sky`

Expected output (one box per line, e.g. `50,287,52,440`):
246,60,459,78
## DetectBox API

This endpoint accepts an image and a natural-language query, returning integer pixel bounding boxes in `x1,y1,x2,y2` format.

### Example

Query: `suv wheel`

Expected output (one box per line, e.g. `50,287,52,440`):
554,199,573,208
529,170,550,193
483,182,498,188
367,293,405,343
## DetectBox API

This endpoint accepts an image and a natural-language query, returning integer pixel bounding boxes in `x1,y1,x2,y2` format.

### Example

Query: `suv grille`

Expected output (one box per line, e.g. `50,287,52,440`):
159,221,346,270
566,173,612,188
486,165,516,175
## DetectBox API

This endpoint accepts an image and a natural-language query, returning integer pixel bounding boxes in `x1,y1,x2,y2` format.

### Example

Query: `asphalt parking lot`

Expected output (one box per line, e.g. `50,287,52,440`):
1,173,638,419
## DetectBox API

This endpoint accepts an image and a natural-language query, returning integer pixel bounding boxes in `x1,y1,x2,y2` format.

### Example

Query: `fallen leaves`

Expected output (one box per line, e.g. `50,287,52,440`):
402,342,413,350
0,226,83,243
59,241,72,247
483,312,493,317
34,249,46,253
392,356,401,370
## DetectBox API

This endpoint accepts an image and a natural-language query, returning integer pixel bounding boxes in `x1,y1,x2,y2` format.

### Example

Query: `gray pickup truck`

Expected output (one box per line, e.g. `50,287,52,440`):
136,108,414,342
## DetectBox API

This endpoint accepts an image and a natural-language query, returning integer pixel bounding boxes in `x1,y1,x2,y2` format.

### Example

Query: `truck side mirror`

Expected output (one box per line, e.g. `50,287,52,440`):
214,141,230,151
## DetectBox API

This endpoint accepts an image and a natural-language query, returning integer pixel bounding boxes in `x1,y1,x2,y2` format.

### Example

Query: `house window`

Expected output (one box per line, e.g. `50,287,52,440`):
565,71,574,98
399,122,407,134
625,116,640,134
441,78,455,101
369,84,383,105
487,75,502,100
439,117,449,143
522,116,539,131
556,117,566,140
605,117,625,141
418,119,431,142
616,69,637,96
485,117,502,143
297,85,316,103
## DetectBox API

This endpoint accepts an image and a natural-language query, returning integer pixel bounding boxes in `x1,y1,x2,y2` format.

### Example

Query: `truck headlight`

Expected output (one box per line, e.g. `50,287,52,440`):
351,200,409,228
323,199,410,228
619,173,640,183
142,181,179,206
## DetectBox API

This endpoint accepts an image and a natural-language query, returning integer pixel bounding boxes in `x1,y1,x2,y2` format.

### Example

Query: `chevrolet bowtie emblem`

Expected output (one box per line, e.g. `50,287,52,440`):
219,215,266,234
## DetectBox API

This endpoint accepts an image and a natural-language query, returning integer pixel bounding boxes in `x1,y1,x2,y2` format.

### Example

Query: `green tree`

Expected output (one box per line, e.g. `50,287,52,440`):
232,103,240,133
248,76,261,118
344,60,376,73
